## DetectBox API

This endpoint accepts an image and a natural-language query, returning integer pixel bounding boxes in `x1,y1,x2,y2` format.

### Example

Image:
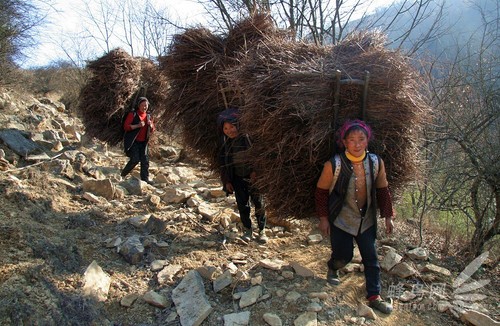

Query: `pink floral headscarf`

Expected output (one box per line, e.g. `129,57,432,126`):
336,119,373,149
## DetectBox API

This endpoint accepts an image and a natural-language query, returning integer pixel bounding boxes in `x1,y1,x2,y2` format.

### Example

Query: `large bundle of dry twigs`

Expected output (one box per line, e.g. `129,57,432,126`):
228,31,430,218
136,58,170,157
157,28,226,166
77,48,140,146
138,58,170,131
78,48,169,148
158,14,285,169
162,17,430,218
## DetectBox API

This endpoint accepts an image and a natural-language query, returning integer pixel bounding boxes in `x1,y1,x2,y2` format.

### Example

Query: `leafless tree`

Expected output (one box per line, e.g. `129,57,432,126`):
196,0,450,55
196,0,271,30
116,0,137,56
66,0,177,63
0,0,49,84
139,1,177,58
420,0,499,256
82,0,118,54
352,0,450,55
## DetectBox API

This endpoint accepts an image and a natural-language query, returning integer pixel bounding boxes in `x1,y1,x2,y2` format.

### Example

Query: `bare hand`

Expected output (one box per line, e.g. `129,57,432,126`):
385,218,394,234
318,218,330,237
139,121,145,127
250,171,257,184
226,182,234,194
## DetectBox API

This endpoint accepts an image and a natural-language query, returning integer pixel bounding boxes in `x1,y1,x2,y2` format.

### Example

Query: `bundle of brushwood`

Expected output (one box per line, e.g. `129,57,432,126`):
228,31,430,218
159,13,430,219
78,48,169,150
135,58,170,157
158,13,287,170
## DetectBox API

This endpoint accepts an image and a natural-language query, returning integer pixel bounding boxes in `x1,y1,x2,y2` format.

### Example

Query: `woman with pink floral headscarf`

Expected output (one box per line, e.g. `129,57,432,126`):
315,119,395,314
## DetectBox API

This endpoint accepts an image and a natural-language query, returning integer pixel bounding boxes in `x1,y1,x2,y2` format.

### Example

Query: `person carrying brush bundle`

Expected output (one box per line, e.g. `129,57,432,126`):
315,119,395,314
121,97,155,184
217,107,268,244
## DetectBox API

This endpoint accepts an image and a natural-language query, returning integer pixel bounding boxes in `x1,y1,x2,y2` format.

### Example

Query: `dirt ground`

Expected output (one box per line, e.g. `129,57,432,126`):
0,91,497,325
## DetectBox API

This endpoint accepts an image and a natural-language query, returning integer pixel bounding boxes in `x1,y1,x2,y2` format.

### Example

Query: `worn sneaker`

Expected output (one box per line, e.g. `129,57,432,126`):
258,230,269,243
241,228,253,242
368,296,393,314
327,268,340,285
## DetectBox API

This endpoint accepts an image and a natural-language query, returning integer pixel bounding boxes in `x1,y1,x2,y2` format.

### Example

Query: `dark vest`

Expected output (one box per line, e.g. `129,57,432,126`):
328,152,379,233
219,134,253,187
123,112,141,154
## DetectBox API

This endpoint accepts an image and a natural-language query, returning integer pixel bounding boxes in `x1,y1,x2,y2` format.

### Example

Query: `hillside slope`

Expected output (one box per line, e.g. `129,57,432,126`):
0,89,497,325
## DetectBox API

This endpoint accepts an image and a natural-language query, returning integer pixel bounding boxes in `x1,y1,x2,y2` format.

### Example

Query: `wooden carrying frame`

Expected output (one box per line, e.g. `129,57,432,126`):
332,70,370,128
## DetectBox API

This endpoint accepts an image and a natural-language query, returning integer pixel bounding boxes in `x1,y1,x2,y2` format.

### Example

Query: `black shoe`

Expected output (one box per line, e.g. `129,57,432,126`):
369,297,393,314
241,228,253,242
327,268,340,285
258,230,268,243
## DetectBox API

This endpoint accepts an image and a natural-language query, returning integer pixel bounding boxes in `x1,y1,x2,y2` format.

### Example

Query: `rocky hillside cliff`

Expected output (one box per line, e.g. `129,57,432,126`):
0,89,497,325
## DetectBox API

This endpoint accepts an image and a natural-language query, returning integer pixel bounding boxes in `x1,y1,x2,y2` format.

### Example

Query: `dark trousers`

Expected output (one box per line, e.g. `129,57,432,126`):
121,141,149,181
328,224,381,298
232,175,266,231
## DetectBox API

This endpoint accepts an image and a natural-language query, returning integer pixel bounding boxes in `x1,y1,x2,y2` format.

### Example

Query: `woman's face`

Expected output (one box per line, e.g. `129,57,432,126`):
342,129,368,157
223,122,239,139
138,100,149,112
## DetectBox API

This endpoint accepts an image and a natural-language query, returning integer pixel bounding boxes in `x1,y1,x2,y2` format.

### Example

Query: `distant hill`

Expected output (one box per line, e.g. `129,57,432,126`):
353,0,496,57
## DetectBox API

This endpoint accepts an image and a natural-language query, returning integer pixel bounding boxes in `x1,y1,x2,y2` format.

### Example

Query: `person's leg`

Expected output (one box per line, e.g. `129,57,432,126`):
249,186,268,242
138,142,149,181
121,143,140,177
232,176,252,230
327,224,354,284
355,225,380,298
356,225,393,314
249,186,266,231
355,225,392,313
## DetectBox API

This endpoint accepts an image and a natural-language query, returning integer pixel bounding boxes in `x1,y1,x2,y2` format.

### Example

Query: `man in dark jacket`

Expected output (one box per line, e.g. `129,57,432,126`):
218,108,268,243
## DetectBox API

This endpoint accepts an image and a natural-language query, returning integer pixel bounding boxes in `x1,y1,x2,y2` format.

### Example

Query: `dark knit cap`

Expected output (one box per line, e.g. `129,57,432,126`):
137,97,148,107
217,107,239,128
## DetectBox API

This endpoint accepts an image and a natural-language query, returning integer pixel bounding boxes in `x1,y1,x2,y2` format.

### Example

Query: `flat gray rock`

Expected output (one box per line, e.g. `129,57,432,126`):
172,270,213,326
0,129,43,156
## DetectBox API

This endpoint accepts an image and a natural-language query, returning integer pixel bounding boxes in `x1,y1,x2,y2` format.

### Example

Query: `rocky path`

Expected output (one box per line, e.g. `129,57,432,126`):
0,89,498,325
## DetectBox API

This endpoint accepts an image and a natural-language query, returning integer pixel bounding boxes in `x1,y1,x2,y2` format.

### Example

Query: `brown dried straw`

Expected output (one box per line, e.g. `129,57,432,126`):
78,48,168,151
158,14,284,169
77,48,141,146
161,17,431,219
229,31,430,218
82,15,430,220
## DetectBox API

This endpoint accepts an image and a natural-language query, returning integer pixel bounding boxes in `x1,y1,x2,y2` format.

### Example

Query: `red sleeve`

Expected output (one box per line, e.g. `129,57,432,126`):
376,187,394,219
315,187,329,219
123,112,135,132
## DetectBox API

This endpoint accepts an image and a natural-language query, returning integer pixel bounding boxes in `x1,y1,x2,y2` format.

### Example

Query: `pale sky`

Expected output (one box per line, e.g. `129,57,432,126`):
23,0,396,68
24,0,207,68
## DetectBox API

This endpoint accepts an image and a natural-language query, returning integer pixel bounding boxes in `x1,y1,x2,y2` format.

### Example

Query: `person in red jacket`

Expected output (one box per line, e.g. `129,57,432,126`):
121,97,155,184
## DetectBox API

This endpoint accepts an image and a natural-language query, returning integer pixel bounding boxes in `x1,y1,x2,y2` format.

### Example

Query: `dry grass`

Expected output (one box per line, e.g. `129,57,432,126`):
157,13,285,170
